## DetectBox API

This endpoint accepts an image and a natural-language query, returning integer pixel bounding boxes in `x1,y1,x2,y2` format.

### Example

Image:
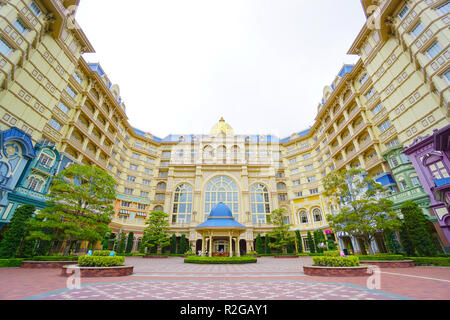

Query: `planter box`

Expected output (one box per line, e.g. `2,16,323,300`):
303,265,369,277
142,255,168,258
359,260,414,268
274,255,299,258
61,264,134,277
22,261,76,269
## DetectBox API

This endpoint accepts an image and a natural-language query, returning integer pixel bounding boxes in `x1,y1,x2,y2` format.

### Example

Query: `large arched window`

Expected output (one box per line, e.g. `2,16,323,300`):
298,210,308,224
250,184,270,224
173,184,193,224
204,176,238,221
312,208,322,222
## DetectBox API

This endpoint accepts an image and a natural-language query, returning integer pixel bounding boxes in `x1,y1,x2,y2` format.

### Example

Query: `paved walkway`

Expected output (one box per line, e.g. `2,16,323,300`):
0,257,449,300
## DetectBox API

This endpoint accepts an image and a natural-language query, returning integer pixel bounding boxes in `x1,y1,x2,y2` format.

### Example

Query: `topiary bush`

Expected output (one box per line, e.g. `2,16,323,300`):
78,255,125,267
323,251,340,257
184,256,257,264
313,256,360,267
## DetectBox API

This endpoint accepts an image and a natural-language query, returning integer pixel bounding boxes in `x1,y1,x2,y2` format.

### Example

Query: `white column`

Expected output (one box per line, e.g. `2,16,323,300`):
209,236,213,257
229,235,233,257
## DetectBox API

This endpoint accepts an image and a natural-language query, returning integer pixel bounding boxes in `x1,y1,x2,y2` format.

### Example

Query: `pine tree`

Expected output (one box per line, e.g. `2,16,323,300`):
170,234,177,254
307,231,315,253
265,236,271,254
125,232,134,253
117,232,126,254
142,211,171,254
0,204,35,259
255,234,263,254
179,234,187,254
384,230,402,254
295,230,303,253
401,201,438,257
399,222,415,256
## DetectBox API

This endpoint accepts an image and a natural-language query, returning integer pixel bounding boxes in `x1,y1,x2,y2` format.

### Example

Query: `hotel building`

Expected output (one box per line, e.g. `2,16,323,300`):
0,0,448,254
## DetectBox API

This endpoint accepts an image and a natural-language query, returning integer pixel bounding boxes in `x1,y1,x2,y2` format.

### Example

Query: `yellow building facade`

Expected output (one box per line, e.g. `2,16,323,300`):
0,0,449,253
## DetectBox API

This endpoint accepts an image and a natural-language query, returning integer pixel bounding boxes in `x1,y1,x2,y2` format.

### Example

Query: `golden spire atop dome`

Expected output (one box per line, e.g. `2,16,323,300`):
210,117,234,136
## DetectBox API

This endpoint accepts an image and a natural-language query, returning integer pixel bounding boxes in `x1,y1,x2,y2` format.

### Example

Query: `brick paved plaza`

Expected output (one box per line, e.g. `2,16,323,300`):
0,257,449,300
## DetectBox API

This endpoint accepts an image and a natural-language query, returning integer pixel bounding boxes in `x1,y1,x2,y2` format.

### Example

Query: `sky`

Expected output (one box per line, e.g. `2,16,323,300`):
75,0,367,139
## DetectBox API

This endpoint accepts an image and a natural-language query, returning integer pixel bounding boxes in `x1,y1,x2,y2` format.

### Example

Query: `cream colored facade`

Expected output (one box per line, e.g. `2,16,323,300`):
0,0,448,253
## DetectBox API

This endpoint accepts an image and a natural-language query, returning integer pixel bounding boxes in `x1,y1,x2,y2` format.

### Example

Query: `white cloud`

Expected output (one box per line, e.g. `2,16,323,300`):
76,0,366,139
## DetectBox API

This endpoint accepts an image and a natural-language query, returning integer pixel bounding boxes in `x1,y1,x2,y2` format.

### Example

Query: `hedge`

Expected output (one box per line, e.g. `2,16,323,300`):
0,259,24,268
92,250,115,256
184,256,257,264
323,251,340,257
78,255,125,267
296,253,326,256
32,255,78,261
356,254,405,261
407,257,450,267
313,256,360,267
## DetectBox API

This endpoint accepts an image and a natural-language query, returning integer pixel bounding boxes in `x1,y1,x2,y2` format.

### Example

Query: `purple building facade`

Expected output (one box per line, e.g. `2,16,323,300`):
404,125,450,246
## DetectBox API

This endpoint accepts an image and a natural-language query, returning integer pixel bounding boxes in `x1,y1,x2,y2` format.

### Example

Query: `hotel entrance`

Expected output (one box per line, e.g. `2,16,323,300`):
213,239,230,257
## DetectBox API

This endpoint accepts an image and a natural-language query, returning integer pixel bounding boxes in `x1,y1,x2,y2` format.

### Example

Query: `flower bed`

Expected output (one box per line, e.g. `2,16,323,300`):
303,255,368,277
184,256,257,264
61,264,134,277
78,255,125,267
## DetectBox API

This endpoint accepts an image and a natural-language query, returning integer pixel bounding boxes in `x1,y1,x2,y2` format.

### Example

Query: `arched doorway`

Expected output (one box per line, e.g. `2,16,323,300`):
239,239,247,255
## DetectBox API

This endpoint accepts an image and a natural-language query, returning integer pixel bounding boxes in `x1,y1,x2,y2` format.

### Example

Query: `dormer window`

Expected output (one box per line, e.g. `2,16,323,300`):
14,19,28,34
29,1,42,17
398,5,410,19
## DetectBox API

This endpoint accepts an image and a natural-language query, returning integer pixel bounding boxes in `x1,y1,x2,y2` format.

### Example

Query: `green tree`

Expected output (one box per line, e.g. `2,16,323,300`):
401,201,438,257
325,231,336,251
295,230,303,253
178,234,187,254
267,208,295,253
384,230,402,254
170,234,177,254
264,236,271,254
142,211,171,254
307,231,315,253
399,222,415,256
0,204,36,258
26,164,117,256
323,169,401,255
18,239,36,258
125,232,134,253
255,234,264,254
102,232,111,250
117,232,126,254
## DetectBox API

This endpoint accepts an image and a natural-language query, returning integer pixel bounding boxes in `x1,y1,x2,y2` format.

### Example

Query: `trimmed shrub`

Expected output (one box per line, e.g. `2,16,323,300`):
297,253,325,256
184,256,257,264
295,230,303,253
323,251,340,257
117,232,126,254
313,256,360,267
255,234,263,254
32,255,78,261
0,258,24,268
170,234,177,254
92,250,114,256
78,255,125,267
178,234,187,254
307,232,315,253
125,232,134,253
264,236,271,254
407,257,450,267
356,254,405,261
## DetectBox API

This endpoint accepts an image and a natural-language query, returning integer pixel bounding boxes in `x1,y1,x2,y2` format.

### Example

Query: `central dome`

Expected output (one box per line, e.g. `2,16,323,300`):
210,117,234,136
209,202,233,218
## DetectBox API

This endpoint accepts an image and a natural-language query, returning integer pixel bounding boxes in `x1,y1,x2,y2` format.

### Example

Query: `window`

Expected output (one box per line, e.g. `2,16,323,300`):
73,72,83,84
294,191,303,198
289,158,297,164
130,164,138,170
411,176,421,187
204,176,239,216
365,88,376,100
49,118,62,131
399,178,408,191
293,180,301,186
291,168,299,175
386,138,400,148
298,210,308,224
38,154,53,168
143,179,150,186
147,157,155,164
121,201,131,207
124,188,133,195
0,37,12,56
444,70,450,83
307,176,316,183
138,204,146,210
251,184,270,224
127,176,136,182
278,194,287,201
66,86,77,99
411,23,424,38
162,151,171,158
391,157,399,167
144,168,152,175
277,182,286,190
378,120,391,133
282,216,290,225
57,101,69,114
29,1,42,16
140,191,149,198
14,19,28,34
437,2,450,15
398,5,410,19
132,153,140,159
400,154,410,163
426,42,442,59
303,153,311,160
310,188,319,195
161,161,169,167
26,177,44,192
360,74,369,85
312,208,322,222
371,103,383,116
156,194,165,201
157,182,166,190
305,164,314,171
